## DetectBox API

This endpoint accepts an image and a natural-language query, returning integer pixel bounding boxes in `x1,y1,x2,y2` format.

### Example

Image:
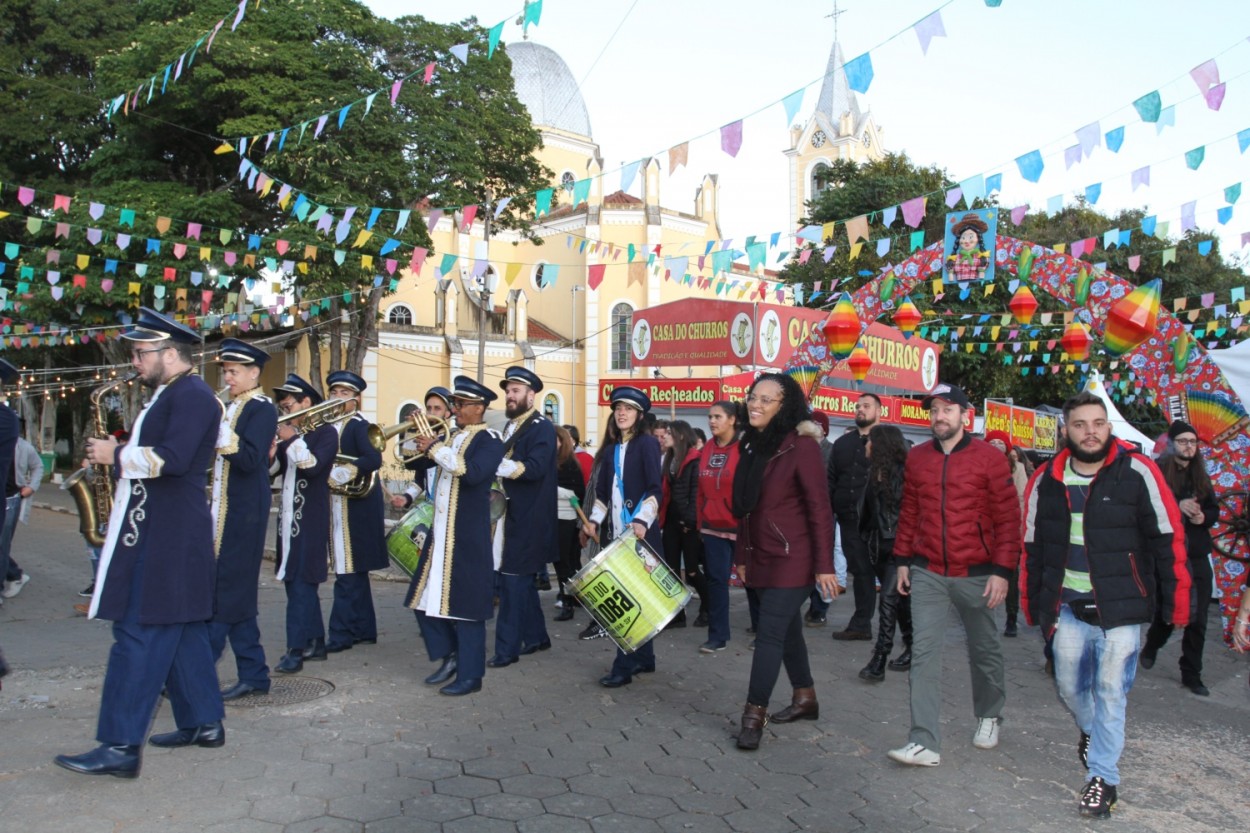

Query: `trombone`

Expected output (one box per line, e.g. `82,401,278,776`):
276,397,356,436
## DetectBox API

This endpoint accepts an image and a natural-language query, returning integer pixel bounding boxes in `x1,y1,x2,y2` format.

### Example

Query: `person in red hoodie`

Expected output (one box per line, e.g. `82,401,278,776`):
660,421,708,630
731,374,838,751
697,401,745,653
888,382,1021,768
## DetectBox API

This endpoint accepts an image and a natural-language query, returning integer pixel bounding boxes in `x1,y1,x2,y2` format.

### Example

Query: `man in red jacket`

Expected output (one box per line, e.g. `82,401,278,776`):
888,383,1021,768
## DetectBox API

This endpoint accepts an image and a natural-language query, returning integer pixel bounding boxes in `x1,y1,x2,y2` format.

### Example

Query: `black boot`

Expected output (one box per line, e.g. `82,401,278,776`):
424,654,457,685
54,744,141,778
304,637,327,661
275,648,305,674
737,703,768,751
888,646,912,671
859,651,887,682
148,722,225,749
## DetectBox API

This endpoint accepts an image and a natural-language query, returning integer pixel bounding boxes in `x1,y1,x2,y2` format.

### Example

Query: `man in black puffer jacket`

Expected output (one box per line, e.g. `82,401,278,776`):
1021,391,1191,820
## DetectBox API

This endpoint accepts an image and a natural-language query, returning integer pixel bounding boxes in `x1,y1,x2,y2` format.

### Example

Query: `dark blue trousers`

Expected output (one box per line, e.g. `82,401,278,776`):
494,571,548,659
99,620,223,744
610,638,656,678
284,580,324,650
328,572,377,644
208,617,270,690
421,616,485,682
702,535,734,644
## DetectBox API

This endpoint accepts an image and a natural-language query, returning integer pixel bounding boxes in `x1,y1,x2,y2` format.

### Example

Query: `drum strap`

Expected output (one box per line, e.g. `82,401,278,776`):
614,442,639,533
503,412,543,458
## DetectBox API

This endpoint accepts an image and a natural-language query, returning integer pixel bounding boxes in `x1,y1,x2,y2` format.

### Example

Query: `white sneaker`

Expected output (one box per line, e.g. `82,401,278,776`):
888,742,941,766
973,717,1000,749
1,573,28,598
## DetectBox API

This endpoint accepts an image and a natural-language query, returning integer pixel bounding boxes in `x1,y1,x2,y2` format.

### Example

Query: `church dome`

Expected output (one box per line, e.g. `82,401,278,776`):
507,42,592,140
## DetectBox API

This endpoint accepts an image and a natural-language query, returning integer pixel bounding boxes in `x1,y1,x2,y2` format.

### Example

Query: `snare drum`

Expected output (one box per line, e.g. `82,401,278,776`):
567,530,691,653
386,500,435,578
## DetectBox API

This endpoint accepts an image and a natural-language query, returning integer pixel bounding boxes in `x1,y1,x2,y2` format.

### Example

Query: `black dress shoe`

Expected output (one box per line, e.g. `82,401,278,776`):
275,650,304,674
1185,679,1211,696
440,677,482,696
354,637,377,645
54,744,141,778
149,722,225,749
520,640,551,655
324,640,353,654
888,648,912,671
424,655,458,685
304,638,328,661
486,655,517,668
693,611,709,628
554,608,574,622
599,673,632,688
221,681,268,701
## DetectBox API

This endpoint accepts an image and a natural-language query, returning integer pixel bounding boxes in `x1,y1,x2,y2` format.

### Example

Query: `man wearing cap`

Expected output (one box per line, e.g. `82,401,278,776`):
272,374,339,674
394,386,454,510
1140,420,1218,696
324,370,387,653
1021,392,1190,817
55,309,224,778
887,382,1020,768
489,367,557,667
407,376,505,695
186,339,277,705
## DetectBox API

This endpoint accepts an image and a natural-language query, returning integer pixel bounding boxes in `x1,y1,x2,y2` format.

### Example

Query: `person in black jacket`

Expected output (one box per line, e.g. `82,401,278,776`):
662,421,708,631
553,426,586,622
1021,392,1191,819
827,393,881,640
1139,421,1219,696
856,425,912,682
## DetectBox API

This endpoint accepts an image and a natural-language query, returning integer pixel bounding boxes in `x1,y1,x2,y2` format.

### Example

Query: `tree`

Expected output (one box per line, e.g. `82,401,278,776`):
780,153,1245,433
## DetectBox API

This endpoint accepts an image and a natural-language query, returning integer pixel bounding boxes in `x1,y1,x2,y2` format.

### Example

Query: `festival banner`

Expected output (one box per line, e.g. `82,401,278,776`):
812,386,975,432
982,399,1054,452
597,378,722,408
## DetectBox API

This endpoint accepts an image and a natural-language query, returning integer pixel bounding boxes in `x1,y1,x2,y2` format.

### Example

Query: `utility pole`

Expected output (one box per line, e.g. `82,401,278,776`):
476,190,493,383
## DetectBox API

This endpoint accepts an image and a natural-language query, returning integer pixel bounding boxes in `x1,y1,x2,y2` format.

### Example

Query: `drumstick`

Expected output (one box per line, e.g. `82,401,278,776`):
570,496,599,544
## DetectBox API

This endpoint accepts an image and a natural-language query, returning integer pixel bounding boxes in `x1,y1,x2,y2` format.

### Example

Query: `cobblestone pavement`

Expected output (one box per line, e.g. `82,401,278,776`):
1,496,1248,832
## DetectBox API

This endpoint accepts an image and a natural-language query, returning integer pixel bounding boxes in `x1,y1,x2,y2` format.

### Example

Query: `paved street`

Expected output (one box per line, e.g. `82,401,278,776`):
1,492,1248,832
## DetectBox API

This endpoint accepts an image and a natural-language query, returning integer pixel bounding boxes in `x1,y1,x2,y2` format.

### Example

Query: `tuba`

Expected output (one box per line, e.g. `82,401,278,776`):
61,373,137,547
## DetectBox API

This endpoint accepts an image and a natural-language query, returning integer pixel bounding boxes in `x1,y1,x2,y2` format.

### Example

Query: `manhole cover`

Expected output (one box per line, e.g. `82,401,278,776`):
220,677,335,708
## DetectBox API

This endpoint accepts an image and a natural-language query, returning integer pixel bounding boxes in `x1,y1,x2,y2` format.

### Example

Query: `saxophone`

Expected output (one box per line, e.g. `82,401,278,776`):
61,374,137,547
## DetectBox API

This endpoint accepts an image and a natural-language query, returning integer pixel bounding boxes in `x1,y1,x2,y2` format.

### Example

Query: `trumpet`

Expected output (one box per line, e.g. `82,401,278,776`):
330,416,448,499
276,397,356,436
393,411,451,464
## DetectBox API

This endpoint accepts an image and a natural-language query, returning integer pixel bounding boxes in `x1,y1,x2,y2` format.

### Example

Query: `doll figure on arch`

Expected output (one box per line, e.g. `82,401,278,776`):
943,210,996,283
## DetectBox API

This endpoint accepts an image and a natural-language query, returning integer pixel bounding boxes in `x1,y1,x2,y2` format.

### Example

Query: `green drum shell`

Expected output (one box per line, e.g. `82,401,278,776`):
386,500,435,578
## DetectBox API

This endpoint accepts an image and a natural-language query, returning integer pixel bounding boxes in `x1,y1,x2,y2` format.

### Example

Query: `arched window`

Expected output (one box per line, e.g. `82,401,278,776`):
543,392,561,424
809,162,833,199
610,302,633,372
387,304,413,325
532,263,548,292
398,402,419,422
560,171,576,192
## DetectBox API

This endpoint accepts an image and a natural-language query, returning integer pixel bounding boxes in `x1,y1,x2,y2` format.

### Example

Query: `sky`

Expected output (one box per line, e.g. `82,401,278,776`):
365,0,1250,270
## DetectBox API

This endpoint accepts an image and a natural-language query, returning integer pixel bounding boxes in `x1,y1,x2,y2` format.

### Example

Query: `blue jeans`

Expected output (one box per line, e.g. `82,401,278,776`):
0,494,22,582
1053,605,1139,785
701,535,733,644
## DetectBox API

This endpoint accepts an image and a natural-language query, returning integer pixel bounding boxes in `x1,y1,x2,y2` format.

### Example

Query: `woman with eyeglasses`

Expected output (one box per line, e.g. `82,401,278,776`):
732,373,838,750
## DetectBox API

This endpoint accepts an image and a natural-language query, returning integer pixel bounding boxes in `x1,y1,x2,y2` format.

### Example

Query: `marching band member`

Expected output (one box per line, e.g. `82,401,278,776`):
55,309,224,778
489,367,557,668
581,386,664,688
406,376,505,696
272,374,338,674
392,386,453,510
168,339,277,710
324,371,387,653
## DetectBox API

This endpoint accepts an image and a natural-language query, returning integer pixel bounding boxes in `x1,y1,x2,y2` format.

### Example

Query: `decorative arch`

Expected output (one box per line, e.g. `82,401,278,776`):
788,234,1248,637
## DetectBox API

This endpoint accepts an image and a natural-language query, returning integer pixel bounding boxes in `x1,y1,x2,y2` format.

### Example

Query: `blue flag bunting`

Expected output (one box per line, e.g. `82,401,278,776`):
844,53,874,93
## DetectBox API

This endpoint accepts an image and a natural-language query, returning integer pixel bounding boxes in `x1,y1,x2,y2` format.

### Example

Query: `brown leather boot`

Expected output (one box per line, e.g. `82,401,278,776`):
737,703,768,750
770,686,819,722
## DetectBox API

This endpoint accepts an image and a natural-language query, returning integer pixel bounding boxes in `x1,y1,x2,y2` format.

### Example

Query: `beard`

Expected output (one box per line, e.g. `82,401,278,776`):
139,364,165,389
1067,433,1113,464
854,413,874,428
931,420,960,443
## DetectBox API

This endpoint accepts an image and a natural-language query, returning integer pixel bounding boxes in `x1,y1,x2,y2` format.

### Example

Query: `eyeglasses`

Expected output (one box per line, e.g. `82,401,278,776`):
131,345,170,359
746,395,782,406
1172,438,1199,447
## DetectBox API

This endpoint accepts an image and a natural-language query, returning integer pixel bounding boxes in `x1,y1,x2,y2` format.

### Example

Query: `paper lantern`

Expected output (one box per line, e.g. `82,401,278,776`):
1104,278,1160,357
848,345,873,383
1173,332,1191,373
892,296,922,339
823,292,861,360
1008,285,1039,325
1061,321,1092,361
1074,266,1092,305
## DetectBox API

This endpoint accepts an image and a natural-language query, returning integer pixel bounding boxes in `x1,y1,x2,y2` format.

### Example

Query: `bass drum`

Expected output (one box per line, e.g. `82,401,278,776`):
386,500,435,578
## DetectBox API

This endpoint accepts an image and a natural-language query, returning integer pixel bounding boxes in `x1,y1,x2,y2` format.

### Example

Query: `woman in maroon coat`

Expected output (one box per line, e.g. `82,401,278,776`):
732,373,838,750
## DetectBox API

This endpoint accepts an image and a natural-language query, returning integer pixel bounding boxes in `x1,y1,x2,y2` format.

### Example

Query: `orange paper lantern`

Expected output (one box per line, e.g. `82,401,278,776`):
1008,285,1039,325
1061,321,1092,361
892,296,922,339
823,292,862,360
848,345,873,383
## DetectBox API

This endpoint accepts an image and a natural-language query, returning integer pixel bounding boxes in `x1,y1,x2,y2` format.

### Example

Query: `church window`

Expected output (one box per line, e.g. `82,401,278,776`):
560,171,576,192
610,302,633,372
543,393,561,423
387,304,414,326
810,162,834,197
